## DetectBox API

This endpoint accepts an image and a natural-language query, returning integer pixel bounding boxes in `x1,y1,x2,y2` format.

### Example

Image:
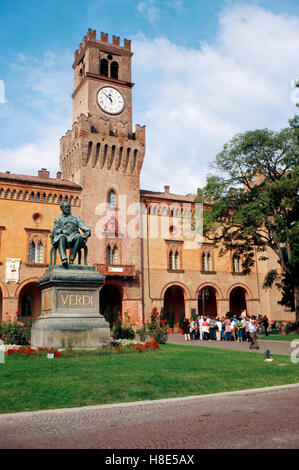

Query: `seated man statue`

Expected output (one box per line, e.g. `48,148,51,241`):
50,201,91,267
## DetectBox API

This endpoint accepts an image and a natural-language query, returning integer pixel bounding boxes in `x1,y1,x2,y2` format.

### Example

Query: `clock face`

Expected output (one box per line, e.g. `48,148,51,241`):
97,87,124,115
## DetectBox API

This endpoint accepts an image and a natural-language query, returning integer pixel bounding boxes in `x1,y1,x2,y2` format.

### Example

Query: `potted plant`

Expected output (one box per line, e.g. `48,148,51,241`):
178,308,185,334
168,307,174,334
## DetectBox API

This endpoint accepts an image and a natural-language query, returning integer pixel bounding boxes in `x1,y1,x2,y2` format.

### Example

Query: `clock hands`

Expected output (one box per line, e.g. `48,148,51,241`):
103,92,113,103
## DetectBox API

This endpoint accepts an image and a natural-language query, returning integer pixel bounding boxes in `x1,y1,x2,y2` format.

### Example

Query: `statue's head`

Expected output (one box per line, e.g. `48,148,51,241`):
60,201,71,214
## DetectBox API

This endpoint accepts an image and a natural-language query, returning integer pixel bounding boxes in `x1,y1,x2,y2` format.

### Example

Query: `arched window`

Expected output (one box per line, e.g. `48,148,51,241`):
21,294,33,317
233,254,241,273
110,61,119,79
36,242,44,263
112,246,118,264
107,189,116,208
202,253,212,272
169,251,173,270
100,58,108,77
106,245,112,264
174,251,179,270
29,242,36,263
29,241,44,263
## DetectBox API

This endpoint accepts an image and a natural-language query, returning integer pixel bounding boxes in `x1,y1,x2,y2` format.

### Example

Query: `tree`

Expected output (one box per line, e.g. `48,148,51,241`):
197,124,299,328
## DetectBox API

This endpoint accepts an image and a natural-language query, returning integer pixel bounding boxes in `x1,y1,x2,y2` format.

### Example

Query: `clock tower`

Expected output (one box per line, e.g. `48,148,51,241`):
60,29,146,325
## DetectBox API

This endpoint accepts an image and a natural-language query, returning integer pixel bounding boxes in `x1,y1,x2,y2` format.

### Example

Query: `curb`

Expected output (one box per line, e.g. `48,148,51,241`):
0,383,298,419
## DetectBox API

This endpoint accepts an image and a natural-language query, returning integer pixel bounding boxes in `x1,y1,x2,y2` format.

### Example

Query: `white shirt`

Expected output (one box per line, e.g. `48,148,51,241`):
248,322,257,333
216,320,222,331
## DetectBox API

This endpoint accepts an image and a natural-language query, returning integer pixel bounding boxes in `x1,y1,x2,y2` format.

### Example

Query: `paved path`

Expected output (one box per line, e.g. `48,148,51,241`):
168,334,296,356
0,385,298,449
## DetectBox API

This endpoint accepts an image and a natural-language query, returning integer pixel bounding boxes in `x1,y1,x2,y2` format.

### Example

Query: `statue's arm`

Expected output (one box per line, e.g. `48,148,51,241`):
77,217,91,239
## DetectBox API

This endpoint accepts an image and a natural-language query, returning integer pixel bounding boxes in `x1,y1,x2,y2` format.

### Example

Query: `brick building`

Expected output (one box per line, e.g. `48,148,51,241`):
0,30,294,328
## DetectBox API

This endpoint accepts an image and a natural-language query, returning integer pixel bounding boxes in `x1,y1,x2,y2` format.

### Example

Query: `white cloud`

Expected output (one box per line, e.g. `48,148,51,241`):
132,5,299,193
0,5,298,195
137,1,160,23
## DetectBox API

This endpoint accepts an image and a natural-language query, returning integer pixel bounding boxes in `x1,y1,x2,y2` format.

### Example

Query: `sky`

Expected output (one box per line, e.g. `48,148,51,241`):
0,0,298,194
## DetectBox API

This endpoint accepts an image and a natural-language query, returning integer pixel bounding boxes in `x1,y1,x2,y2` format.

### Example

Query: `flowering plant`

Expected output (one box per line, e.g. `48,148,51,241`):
111,311,135,340
0,313,33,345
147,307,168,344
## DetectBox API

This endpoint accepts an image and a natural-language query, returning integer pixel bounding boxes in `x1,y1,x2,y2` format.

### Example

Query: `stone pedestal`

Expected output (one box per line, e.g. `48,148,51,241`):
31,265,110,349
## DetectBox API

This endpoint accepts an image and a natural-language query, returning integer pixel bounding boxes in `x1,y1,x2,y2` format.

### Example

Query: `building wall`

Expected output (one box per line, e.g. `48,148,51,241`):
0,180,82,321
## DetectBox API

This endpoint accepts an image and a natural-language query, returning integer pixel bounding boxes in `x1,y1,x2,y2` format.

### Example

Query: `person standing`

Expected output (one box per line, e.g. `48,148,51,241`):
190,318,197,341
183,317,191,341
202,317,210,341
224,317,231,342
198,315,204,341
209,317,216,340
215,317,222,341
235,318,244,342
248,319,259,349
263,315,269,337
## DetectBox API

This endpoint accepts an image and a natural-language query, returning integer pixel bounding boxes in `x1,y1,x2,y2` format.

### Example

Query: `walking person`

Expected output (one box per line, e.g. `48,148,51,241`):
183,317,191,341
248,318,259,349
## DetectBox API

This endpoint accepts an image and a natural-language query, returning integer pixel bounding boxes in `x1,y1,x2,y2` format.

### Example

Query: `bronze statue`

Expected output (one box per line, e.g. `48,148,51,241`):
50,201,91,267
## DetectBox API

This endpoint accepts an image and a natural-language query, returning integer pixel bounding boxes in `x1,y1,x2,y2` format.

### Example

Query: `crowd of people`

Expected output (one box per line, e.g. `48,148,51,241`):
182,313,270,350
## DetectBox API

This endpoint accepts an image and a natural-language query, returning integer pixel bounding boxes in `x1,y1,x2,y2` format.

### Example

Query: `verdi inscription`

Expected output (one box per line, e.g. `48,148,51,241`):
58,291,95,308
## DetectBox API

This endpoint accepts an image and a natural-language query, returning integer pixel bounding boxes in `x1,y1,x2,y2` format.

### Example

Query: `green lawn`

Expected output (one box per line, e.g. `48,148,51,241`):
0,344,298,414
258,332,299,341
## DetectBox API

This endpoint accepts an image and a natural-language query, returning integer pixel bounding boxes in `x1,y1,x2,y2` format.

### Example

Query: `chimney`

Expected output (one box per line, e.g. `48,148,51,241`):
164,185,170,194
38,168,50,178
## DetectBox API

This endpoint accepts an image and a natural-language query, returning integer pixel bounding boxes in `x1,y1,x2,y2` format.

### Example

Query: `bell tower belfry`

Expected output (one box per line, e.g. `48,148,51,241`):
72,29,134,130
60,29,146,325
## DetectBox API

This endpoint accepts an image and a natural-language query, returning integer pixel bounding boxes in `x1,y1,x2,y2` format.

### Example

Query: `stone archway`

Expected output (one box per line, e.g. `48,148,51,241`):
229,286,247,317
18,282,41,320
99,283,122,328
163,285,185,326
198,286,217,318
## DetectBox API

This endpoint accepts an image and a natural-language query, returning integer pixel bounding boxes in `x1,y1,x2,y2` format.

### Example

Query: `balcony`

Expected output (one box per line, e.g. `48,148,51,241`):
94,264,136,277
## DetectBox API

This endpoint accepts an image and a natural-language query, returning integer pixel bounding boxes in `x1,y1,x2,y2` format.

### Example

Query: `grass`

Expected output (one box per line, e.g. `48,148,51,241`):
257,332,299,341
0,344,298,414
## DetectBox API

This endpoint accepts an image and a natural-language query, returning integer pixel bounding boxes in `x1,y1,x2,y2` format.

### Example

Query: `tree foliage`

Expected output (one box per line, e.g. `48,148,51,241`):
197,123,299,324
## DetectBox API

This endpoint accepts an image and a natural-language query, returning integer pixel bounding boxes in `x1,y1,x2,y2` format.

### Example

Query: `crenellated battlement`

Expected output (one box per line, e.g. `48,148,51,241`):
74,28,131,66
60,114,145,183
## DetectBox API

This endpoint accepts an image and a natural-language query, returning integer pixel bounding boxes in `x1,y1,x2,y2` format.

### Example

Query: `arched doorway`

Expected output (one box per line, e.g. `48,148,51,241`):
229,286,247,317
99,284,122,328
163,285,185,326
198,286,217,318
18,282,41,319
